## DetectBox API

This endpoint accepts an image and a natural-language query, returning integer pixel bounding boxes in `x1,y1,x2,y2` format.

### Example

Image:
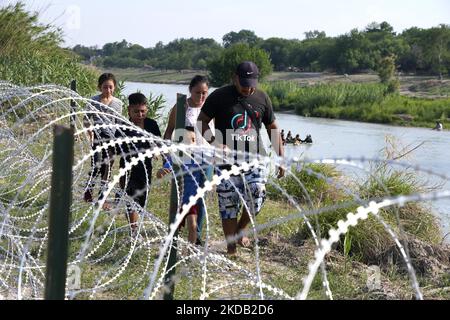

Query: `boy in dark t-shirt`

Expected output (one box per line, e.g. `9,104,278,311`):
198,61,285,255
116,93,161,238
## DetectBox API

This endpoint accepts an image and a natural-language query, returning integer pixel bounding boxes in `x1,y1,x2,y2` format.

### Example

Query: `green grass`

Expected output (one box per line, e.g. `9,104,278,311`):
1,134,448,299
1,165,447,300
261,81,388,112
0,3,98,96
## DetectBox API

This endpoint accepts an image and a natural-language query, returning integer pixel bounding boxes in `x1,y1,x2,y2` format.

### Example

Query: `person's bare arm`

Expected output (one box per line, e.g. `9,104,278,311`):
266,120,285,178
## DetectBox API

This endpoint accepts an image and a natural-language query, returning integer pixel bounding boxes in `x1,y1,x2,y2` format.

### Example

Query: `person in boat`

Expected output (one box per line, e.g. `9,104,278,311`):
294,134,302,145
280,129,286,145
433,121,443,131
286,130,293,142
301,134,313,144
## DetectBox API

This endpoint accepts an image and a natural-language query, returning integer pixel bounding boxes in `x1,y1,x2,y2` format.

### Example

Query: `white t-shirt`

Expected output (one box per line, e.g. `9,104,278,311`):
88,95,123,141
89,94,123,125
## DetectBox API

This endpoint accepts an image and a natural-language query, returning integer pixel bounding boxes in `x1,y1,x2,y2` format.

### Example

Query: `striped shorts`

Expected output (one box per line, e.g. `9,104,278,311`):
216,167,267,220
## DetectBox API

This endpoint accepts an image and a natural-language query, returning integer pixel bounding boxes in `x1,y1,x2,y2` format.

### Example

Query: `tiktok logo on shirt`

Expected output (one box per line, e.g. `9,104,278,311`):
231,111,252,133
230,111,257,142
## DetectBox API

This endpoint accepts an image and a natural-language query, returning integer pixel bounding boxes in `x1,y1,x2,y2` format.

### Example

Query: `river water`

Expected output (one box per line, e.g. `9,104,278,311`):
123,81,450,240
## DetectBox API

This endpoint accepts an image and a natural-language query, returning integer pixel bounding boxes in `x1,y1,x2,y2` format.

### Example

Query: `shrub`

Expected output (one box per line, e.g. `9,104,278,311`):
207,43,272,87
273,160,442,265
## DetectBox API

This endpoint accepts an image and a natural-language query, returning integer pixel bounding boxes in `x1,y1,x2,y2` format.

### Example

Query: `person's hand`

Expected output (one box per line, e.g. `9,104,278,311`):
214,143,232,164
156,168,171,179
210,142,230,162
87,130,94,146
276,165,285,179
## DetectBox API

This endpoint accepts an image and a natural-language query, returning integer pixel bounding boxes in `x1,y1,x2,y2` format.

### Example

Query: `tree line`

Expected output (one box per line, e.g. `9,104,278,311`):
73,23,450,80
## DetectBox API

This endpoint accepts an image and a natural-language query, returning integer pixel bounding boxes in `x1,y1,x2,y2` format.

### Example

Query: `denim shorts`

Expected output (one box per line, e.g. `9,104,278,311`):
181,164,206,206
216,167,267,220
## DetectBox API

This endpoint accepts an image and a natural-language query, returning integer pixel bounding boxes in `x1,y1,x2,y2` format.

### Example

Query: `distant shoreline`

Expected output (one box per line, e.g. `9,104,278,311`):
101,67,206,85
107,67,449,131
104,67,450,95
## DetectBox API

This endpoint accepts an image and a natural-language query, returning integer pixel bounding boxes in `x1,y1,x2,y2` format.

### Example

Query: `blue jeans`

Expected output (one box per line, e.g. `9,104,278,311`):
181,164,208,240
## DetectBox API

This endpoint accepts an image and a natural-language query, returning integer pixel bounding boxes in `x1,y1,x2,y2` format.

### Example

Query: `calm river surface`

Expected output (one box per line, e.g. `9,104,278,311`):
124,81,450,240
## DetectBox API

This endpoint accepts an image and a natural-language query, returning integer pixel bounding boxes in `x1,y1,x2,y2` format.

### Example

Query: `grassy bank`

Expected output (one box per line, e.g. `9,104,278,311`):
260,81,450,129
101,68,450,129
101,68,450,97
57,161,447,299
0,3,98,96
1,115,448,299
92,162,449,299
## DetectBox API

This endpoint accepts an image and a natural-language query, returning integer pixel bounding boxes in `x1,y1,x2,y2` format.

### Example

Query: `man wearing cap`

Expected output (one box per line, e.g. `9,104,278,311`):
197,61,284,255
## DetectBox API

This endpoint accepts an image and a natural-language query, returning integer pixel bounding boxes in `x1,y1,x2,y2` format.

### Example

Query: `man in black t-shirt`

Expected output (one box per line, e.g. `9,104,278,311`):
198,61,285,255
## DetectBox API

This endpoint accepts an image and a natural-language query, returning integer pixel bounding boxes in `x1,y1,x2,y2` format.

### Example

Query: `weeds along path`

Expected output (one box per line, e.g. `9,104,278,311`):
0,81,449,300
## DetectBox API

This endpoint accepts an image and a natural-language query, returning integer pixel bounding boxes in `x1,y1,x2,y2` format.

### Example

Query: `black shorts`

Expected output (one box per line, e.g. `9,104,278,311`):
120,157,152,211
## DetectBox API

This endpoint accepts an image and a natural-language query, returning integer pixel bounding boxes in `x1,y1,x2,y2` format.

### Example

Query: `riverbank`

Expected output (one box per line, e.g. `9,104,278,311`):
102,67,207,84
106,67,450,98
112,68,450,130
79,163,450,299
260,81,450,130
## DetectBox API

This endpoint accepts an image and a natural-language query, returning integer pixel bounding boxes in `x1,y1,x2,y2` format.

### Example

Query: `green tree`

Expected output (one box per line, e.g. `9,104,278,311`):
260,37,297,71
290,36,335,72
399,27,424,72
95,37,223,71
425,24,450,79
72,45,101,62
222,30,262,48
332,23,407,74
207,43,272,87
400,25,450,76
304,30,327,40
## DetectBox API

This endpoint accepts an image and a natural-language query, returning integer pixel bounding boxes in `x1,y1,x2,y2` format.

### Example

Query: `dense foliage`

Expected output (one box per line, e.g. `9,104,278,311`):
73,23,450,84
0,2,98,96
207,43,273,87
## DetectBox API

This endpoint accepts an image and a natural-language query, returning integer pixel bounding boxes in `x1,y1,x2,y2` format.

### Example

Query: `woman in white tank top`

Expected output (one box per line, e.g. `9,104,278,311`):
162,75,213,245
163,76,214,144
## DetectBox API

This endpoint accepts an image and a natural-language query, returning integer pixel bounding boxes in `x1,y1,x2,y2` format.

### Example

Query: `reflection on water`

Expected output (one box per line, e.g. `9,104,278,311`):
124,82,450,239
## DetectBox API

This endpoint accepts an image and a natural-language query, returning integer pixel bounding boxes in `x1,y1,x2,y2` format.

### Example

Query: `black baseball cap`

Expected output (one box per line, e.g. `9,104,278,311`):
235,61,259,87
